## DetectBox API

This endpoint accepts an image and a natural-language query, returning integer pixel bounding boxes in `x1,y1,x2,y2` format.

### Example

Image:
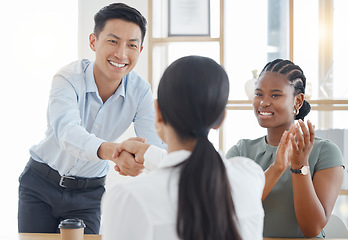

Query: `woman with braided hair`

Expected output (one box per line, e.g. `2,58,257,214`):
226,59,344,238
101,56,265,240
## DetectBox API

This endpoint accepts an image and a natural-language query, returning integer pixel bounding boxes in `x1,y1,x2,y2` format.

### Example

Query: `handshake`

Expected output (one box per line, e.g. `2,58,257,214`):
97,137,151,176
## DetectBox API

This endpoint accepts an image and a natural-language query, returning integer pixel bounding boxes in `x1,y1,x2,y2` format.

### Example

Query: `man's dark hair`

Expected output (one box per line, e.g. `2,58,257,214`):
93,3,147,45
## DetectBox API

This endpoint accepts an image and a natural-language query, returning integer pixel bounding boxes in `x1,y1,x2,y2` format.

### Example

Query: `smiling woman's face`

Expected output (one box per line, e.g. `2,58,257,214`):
252,72,296,130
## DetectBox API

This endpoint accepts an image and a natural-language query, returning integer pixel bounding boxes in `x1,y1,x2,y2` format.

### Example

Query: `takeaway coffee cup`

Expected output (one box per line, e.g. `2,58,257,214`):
59,218,86,240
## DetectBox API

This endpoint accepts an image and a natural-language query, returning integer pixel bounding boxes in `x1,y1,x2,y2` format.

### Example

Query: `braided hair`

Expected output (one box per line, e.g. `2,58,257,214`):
259,59,311,120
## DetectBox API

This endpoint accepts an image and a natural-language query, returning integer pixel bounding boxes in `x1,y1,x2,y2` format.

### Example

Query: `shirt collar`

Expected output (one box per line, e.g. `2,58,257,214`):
158,150,192,168
85,61,126,99
85,62,97,93
114,77,126,99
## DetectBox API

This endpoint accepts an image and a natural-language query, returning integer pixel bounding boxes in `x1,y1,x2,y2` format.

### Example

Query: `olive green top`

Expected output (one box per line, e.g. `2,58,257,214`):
226,136,344,238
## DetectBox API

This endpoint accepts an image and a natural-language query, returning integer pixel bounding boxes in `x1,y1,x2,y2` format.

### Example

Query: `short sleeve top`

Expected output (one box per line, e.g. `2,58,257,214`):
226,136,344,238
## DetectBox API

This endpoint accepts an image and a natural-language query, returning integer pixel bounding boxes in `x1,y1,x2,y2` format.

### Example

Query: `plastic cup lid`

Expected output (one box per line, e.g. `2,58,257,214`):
59,218,86,229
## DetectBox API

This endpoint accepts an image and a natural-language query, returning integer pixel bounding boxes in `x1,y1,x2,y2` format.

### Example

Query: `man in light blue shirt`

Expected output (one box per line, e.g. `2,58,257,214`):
18,3,164,234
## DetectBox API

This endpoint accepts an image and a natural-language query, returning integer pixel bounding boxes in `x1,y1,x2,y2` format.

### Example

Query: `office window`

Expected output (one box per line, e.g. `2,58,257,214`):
150,0,348,152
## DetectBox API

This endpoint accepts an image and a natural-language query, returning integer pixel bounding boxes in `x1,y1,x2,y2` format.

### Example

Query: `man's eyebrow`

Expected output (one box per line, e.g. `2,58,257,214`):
129,38,140,43
107,33,120,39
106,33,140,43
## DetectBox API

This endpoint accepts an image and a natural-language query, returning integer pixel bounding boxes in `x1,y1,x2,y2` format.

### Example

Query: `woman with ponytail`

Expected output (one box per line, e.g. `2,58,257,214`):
101,56,265,240
226,59,344,238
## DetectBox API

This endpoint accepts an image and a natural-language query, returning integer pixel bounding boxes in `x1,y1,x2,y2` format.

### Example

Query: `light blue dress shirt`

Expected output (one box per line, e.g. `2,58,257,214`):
30,59,164,178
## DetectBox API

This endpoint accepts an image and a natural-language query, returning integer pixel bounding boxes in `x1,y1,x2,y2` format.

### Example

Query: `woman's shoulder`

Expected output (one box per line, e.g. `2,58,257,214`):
104,171,175,218
225,156,264,171
314,136,341,148
311,137,344,169
235,136,265,146
312,137,343,158
226,136,266,159
224,156,265,221
224,156,265,185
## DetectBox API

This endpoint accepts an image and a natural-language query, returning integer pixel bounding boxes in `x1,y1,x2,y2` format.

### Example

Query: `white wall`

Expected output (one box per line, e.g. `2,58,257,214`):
1,1,78,236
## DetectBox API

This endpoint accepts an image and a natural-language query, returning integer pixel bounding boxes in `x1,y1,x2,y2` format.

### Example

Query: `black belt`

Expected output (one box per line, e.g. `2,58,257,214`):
28,158,106,190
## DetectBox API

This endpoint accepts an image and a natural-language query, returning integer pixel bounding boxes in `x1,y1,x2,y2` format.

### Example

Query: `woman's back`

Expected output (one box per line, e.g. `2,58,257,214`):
101,147,264,240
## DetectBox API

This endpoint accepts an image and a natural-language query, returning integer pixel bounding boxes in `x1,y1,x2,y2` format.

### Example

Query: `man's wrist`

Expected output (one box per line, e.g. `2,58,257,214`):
97,142,118,160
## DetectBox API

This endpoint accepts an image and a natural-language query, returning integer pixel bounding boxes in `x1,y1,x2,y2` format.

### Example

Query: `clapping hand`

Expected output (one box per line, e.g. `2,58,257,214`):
274,130,292,174
288,119,315,169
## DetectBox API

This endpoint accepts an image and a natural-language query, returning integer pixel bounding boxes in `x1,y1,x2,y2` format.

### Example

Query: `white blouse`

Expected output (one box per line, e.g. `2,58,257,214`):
101,146,265,240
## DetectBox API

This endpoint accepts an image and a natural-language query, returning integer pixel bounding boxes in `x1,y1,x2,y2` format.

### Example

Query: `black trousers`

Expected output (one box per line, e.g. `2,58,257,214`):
18,160,105,234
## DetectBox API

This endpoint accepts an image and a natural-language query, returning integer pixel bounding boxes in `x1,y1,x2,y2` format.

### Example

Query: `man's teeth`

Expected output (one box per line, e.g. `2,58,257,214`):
260,112,272,116
109,61,125,68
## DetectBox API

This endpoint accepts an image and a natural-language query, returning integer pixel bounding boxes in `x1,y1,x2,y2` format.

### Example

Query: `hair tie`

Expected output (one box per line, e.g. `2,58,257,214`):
192,129,209,138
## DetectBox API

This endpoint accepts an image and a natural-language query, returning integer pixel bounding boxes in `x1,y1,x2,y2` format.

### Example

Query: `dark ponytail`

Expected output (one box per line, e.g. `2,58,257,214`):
177,137,241,240
157,56,241,240
259,59,311,120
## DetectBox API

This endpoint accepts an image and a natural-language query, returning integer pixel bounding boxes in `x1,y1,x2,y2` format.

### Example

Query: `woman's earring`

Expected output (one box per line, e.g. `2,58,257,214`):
293,108,299,115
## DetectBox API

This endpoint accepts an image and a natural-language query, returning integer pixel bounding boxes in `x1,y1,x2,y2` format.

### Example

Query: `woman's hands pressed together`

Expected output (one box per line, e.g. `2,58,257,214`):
274,130,292,173
263,119,315,201
288,119,315,169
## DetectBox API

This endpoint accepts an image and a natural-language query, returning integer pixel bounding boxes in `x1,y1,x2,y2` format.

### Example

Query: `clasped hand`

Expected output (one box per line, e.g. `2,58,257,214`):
97,137,150,176
112,137,150,176
275,119,315,173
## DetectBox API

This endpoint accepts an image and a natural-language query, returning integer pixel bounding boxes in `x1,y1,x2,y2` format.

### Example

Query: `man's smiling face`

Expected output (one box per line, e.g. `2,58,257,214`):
89,18,143,84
